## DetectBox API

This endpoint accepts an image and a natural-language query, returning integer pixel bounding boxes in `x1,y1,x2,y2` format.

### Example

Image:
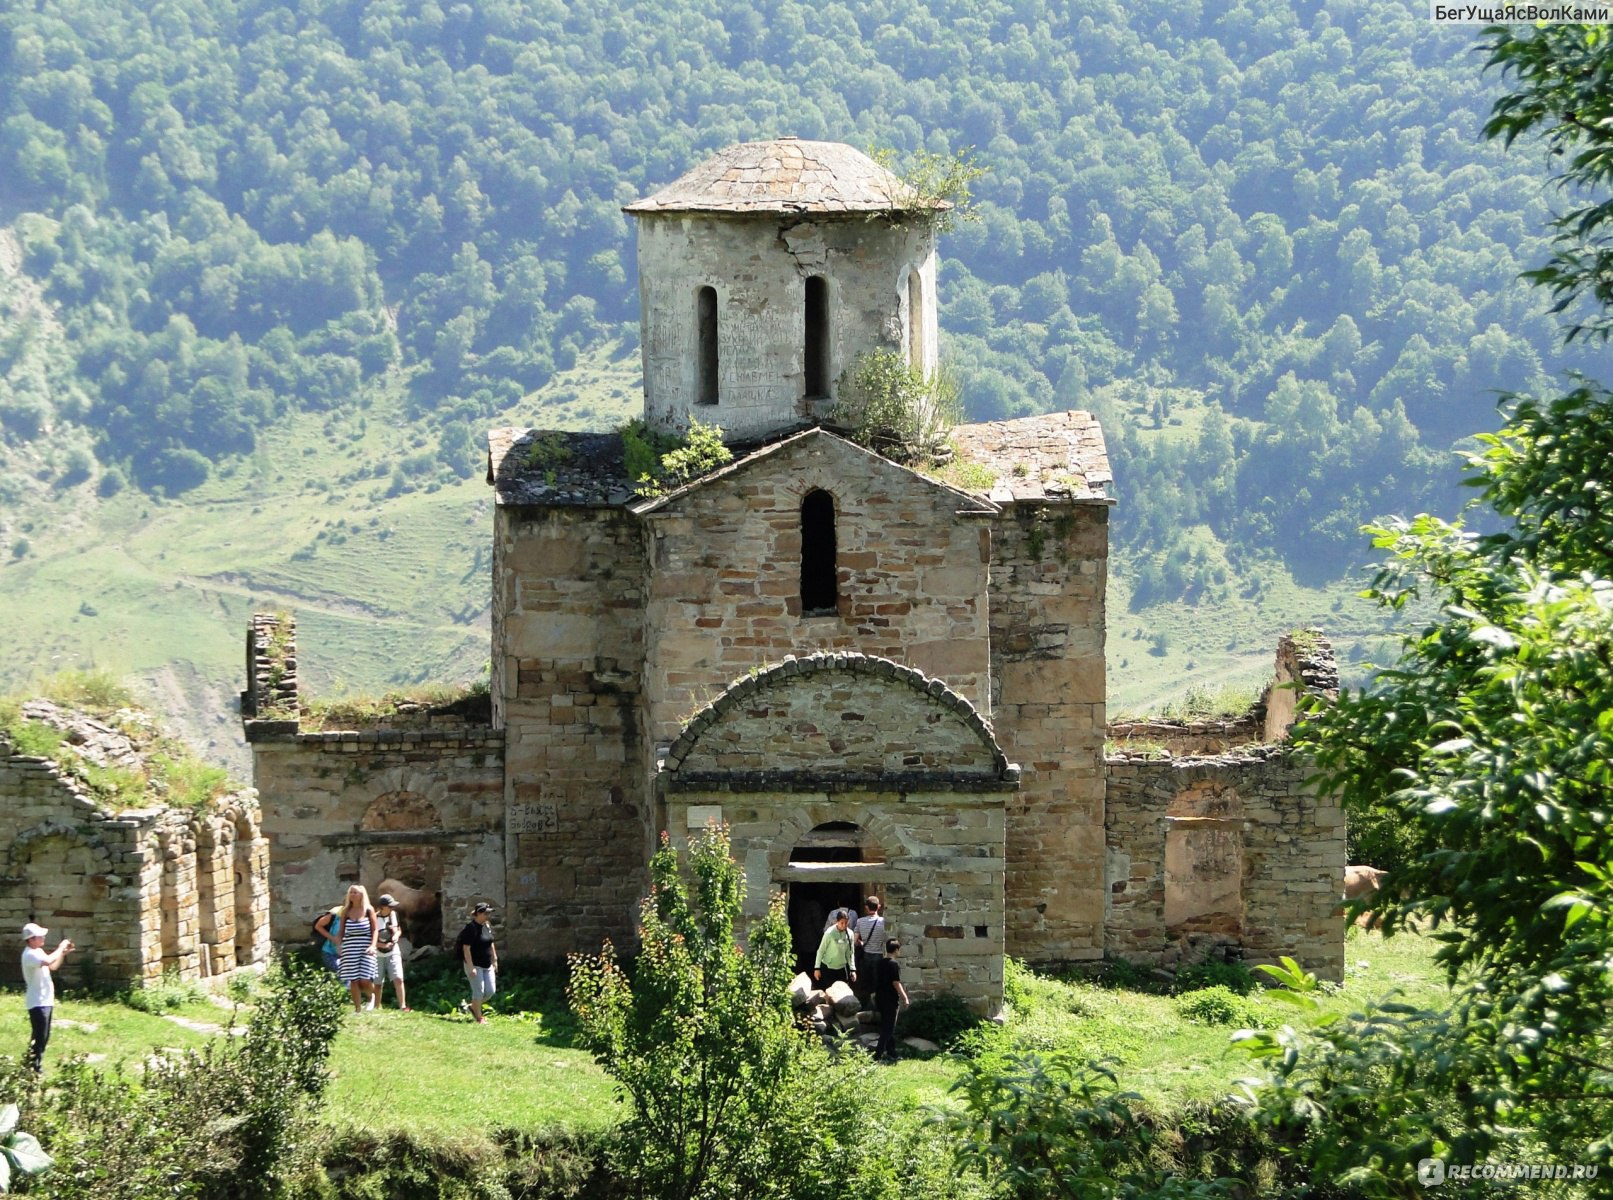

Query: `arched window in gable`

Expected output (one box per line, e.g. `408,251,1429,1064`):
800,488,838,616
697,286,719,405
804,275,830,398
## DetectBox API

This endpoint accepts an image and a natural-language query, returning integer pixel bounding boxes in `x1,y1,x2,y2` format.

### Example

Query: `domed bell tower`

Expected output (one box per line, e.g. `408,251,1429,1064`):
625,137,944,444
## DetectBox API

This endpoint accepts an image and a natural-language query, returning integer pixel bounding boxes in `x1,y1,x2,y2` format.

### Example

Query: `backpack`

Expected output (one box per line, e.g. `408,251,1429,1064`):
314,912,341,963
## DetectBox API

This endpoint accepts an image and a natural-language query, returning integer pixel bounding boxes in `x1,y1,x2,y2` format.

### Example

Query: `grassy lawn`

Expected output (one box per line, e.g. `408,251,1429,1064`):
0,927,1449,1146
323,1009,620,1134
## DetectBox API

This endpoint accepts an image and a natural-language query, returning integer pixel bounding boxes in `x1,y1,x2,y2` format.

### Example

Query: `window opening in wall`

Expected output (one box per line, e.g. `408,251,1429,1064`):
907,267,924,369
697,286,719,405
804,275,830,397
800,488,838,616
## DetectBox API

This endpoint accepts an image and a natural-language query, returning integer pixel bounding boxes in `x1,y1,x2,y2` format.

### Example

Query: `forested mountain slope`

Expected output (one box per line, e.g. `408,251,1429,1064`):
0,0,1579,748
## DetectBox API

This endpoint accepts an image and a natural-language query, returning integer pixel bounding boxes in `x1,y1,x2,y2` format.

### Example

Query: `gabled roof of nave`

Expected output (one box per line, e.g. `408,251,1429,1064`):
486,413,1112,510
624,137,949,216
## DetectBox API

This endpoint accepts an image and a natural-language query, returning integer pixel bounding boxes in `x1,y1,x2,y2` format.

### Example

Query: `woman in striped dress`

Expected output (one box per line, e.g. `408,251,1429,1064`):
337,884,379,1012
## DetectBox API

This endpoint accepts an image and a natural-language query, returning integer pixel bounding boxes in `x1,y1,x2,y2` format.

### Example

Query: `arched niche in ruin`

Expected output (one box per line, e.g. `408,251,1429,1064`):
360,791,444,946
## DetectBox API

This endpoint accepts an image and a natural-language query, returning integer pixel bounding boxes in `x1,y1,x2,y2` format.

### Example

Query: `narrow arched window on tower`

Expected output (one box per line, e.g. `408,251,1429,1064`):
907,267,924,370
804,275,830,398
800,489,838,616
697,286,719,405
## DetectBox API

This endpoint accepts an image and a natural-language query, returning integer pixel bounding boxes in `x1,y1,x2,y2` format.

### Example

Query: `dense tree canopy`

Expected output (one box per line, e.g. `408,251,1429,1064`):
0,0,1593,579
1250,21,1613,1187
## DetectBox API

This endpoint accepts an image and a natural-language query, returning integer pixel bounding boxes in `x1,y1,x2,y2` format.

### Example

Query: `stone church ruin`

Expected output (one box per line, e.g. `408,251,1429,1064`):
0,701,271,988
242,139,1345,1010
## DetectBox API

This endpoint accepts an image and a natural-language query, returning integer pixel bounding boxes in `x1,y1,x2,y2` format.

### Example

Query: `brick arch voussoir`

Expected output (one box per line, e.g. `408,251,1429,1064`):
666,651,1008,775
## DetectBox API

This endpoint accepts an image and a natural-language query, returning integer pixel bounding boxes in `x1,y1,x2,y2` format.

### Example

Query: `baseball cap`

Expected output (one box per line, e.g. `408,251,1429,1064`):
377,894,399,908
21,922,47,941
472,902,494,914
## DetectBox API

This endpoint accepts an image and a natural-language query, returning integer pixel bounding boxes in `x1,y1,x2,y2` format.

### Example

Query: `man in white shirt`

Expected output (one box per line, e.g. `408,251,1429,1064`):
20,922,73,1074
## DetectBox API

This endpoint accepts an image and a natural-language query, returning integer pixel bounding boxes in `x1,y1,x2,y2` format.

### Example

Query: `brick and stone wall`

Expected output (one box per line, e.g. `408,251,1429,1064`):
987,500,1110,965
0,740,269,987
248,725,506,953
662,655,1014,1012
1104,749,1345,981
641,431,997,749
491,506,652,959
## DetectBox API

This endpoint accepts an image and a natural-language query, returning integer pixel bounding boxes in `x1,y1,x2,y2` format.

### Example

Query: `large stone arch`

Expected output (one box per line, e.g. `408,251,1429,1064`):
666,652,1011,784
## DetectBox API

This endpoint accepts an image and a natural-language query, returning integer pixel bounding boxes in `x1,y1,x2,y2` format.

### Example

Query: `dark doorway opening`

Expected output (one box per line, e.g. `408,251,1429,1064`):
787,880,865,973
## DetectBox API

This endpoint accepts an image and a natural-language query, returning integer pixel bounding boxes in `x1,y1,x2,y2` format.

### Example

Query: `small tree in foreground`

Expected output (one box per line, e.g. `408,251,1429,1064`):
569,825,867,1200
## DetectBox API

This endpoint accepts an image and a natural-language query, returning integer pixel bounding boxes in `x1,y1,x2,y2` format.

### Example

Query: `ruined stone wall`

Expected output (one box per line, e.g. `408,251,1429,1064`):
492,505,651,958
249,727,504,952
642,433,994,749
0,744,269,986
1104,750,1344,981
1264,629,1341,743
1107,714,1266,757
988,500,1110,964
636,215,937,441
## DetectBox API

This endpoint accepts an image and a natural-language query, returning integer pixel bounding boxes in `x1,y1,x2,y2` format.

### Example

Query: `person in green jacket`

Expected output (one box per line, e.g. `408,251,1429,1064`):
813,909,856,988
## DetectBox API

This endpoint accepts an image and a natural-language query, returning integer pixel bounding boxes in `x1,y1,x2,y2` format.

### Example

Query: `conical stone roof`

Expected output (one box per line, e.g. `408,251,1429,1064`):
625,137,948,215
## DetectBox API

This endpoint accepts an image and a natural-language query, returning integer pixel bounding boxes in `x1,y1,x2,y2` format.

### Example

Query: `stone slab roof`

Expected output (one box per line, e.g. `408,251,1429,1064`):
949,410,1113,504
624,137,948,216
486,428,638,507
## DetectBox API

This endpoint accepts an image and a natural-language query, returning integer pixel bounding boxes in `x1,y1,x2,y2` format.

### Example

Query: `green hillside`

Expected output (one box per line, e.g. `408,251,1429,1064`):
0,0,1572,751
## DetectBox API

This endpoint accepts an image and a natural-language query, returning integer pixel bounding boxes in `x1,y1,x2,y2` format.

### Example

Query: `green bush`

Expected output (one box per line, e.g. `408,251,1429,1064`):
1175,959,1257,996
9,955,347,1199
1174,985,1261,1027
122,970,207,1013
898,992,983,1048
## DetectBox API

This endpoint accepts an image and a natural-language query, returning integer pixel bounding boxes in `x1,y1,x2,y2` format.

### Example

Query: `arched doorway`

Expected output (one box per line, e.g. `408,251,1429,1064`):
785,820,884,971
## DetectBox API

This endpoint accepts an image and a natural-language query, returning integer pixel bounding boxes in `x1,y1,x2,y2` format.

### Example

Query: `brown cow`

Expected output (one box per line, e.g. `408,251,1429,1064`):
1341,864,1388,928
375,877,442,948
1343,865,1387,902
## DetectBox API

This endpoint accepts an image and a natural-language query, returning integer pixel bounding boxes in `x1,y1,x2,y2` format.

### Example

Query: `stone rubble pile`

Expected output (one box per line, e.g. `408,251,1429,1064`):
788,972,881,1052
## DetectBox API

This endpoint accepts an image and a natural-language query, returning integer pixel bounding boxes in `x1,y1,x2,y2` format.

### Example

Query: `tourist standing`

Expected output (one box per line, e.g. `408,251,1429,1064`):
853,896,886,996
455,902,498,1024
374,893,410,1011
873,938,910,1062
20,922,73,1074
337,884,379,1013
813,909,856,989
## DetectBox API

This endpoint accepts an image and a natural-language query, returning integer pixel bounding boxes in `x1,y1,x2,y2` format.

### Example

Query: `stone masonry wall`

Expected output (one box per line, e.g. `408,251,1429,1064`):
493,505,651,958
636,214,937,441
1104,750,1345,981
642,432,995,750
665,789,1007,1013
0,742,269,987
672,656,1002,778
988,500,1110,964
249,729,505,952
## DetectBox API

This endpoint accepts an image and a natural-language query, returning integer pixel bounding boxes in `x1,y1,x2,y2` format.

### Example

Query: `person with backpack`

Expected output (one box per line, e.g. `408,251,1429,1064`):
313,904,342,971
853,896,886,998
374,893,410,1011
